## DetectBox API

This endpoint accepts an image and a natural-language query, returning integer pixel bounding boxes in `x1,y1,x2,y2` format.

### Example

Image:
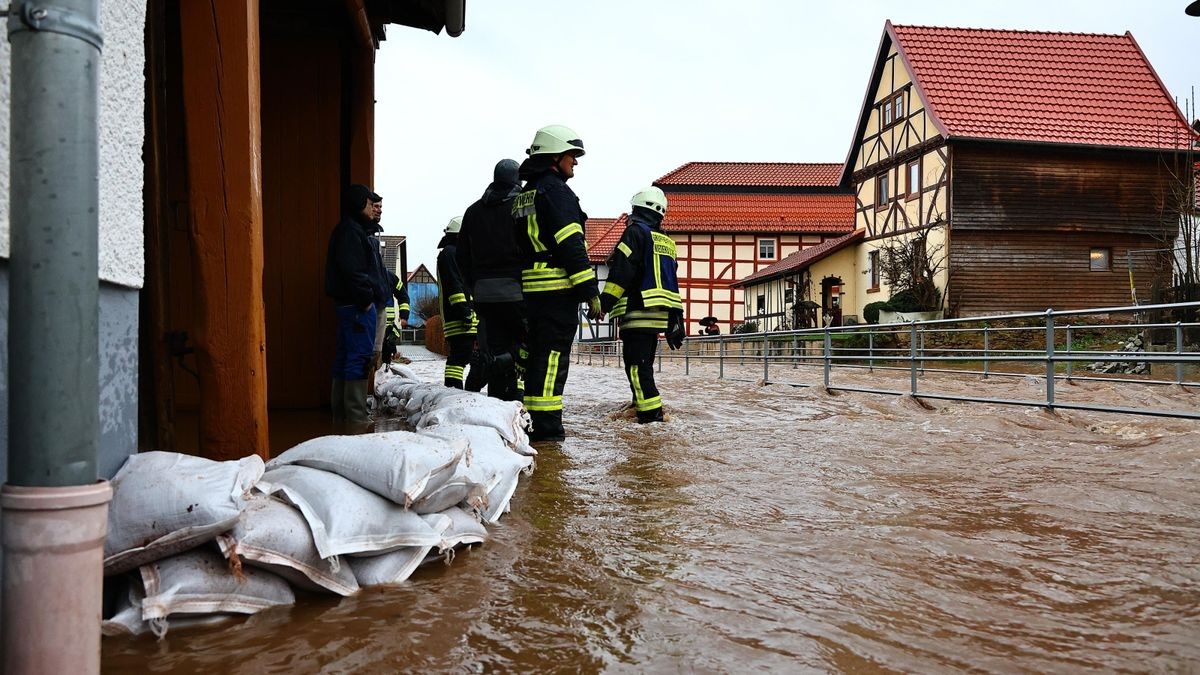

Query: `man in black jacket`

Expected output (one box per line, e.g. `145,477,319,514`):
325,183,387,427
512,125,602,441
458,158,526,401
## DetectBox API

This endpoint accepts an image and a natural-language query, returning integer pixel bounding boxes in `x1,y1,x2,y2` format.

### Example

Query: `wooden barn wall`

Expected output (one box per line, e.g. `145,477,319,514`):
952,144,1183,237
260,16,345,408
949,230,1168,315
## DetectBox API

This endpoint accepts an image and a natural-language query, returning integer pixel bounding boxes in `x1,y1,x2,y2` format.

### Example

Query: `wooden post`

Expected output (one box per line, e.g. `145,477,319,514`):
347,42,375,186
178,0,269,460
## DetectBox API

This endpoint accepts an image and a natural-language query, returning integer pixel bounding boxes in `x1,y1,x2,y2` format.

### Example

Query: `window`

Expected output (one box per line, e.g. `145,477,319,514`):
880,92,905,129
784,288,795,305
893,91,905,120
868,250,880,290
876,173,890,207
756,294,766,313
882,100,893,127
1090,247,1112,271
758,238,776,260
906,160,921,199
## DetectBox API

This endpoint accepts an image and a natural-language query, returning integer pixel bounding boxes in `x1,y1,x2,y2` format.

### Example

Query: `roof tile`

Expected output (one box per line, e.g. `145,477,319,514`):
655,162,844,187
586,215,627,263
661,193,855,234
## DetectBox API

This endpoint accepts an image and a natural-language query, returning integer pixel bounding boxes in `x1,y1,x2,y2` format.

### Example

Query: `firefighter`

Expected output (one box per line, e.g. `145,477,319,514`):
599,186,685,423
458,158,527,401
382,270,410,363
436,216,479,388
513,124,601,441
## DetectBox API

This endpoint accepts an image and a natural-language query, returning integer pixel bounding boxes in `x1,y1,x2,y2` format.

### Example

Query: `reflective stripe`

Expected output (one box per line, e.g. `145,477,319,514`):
553,222,583,243
629,366,663,412
522,278,573,292
602,282,625,300
522,267,569,280
610,296,628,318
523,395,562,411
395,279,405,291
448,293,467,304
397,303,410,312
569,268,596,286
543,350,560,398
620,308,669,331
445,365,465,381
636,395,662,412
444,315,478,337
617,242,633,257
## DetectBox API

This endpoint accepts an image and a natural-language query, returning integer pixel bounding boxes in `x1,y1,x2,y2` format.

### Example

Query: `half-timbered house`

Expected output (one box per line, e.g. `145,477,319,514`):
580,215,626,340
655,162,855,334
843,22,1197,318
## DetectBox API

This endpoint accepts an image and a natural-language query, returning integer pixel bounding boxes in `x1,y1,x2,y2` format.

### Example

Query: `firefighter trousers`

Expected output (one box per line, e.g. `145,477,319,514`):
475,301,527,401
523,293,578,436
621,329,664,423
445,334,475,388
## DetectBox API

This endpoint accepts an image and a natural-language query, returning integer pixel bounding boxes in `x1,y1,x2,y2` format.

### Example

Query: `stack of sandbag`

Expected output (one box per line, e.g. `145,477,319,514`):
103,368,536,638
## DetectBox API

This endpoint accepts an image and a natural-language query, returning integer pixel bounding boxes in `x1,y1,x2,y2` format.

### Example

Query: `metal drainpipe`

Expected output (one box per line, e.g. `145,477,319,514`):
4,2,110,674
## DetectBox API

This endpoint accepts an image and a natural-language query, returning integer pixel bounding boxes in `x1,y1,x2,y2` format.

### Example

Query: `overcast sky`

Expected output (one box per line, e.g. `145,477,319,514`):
374,1,1199,272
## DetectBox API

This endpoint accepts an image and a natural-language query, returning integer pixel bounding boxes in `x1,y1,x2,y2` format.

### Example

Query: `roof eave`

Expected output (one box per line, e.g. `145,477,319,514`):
949,135,1200,154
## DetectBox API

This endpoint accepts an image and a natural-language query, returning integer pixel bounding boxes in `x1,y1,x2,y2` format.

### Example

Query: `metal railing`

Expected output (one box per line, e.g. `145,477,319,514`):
574,301,1200,419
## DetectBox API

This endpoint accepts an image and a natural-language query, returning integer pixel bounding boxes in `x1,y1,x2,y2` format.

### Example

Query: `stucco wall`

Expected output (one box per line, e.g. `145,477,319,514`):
0,0,147,289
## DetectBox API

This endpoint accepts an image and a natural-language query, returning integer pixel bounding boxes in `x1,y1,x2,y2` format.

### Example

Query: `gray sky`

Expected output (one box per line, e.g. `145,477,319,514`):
374,0,1199,273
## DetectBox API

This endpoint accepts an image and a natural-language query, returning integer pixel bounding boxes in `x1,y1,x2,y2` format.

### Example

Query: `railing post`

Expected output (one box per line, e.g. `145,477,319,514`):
763,326,769,383
719,337,725,379
1065,325,1073,382
909,320,918,396
983,325,990,379
1045,309,1055,408
823,326,832,389
601,343,605,368
868,330,875,373
1176,321,1185,385
792,333,799,369
588,344,593,365
919,325,926,375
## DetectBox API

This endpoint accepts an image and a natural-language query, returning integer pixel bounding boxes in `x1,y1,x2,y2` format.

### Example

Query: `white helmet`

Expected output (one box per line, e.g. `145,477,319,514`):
630,186,668,216
526,124,585,158
444,216,463,234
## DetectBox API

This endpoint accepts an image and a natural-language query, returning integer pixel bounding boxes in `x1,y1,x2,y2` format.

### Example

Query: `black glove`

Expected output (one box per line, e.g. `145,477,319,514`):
666,310,685,350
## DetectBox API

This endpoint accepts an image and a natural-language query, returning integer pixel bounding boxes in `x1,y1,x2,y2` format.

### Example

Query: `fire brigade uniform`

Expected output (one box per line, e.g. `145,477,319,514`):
514,125,600,440
600,187,685,423
437,217,479,388
382,271,410,363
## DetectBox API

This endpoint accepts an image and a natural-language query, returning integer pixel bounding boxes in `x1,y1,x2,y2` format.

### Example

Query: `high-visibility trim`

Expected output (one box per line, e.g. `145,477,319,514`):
543,350,560,398
617,242,633,257
397,303,410,312
553,222,583,243
602,282,625,300
619,308,669,331
443,315,478,337
527,215,547,253
522,278,573,292
569,268,596,286
641,289,684,310
610,297,629,318
448,293,467,304
523,395,562,411
445,365,465,379
635,395,662,412
395,278,405,291
522,267,568,280
629,365,644,407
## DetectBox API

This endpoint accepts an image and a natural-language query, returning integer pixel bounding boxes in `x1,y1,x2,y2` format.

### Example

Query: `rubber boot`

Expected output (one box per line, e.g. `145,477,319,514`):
636,407,665,424
343,379,371,430
528,410,566,442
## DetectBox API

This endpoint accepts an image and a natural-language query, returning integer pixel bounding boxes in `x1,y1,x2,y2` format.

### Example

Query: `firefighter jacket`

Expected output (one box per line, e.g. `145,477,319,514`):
384,271,410,329
511,170,598,300
437,237,478,338
600,208,683,332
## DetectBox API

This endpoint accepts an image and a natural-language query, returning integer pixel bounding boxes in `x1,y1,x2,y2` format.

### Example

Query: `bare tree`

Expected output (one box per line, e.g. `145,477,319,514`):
877,226,948,312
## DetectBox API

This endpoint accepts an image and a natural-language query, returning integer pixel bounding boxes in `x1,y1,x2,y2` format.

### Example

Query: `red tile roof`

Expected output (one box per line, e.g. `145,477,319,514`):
733,230,865,287
655,162,844,188
586,215,627,264
891,23,1198,151
661,193,855,234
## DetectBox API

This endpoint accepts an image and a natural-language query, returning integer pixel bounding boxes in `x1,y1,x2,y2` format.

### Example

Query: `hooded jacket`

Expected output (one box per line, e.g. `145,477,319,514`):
458,175,523,302
325,184,386,306
511,169,597,300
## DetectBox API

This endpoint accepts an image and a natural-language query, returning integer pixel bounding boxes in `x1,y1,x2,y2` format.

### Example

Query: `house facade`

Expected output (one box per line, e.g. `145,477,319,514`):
655,162,856,334
406,263,438,328
842,23,1197,319
734,230,866,330
579,215,626,341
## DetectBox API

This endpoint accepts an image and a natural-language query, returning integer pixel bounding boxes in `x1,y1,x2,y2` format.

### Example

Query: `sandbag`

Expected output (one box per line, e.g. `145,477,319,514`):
412,398,533,454
102,581,235,637
216,496,359,596
267,431,467,507
421,424,533,523
438,506,488,551
256,465,443,559
139,548,295,634
348,514,451,586
104,452,264,576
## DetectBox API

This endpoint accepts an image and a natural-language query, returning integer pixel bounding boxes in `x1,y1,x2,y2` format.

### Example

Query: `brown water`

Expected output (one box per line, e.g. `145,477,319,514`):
103,353,1200,673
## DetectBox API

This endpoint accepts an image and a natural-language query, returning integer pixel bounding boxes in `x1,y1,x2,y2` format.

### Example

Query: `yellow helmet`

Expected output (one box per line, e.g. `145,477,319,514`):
630,186,668,216
526,124,585,158
444,216,463,234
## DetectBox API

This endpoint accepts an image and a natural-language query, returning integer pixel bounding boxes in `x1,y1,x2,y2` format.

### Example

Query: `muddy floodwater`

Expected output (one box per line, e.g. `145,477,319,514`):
103,350,1200,673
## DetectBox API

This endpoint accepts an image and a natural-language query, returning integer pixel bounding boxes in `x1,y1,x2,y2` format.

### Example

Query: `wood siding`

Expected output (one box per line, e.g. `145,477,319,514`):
952,144,1184,237
949,230,1168,315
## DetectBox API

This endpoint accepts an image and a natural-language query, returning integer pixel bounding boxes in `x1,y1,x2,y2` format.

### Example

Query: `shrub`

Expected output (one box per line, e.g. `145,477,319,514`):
731,321,760,334
863,301,891,324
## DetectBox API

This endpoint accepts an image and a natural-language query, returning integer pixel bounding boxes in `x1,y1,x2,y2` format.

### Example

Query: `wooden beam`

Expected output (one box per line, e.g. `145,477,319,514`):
178,0,270,460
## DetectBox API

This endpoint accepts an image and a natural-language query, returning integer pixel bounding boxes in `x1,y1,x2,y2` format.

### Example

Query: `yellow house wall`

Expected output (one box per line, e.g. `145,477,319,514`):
853,224,950,315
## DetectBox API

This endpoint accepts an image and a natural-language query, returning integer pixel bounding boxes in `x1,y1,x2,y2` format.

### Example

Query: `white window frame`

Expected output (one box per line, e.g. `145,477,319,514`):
758,238,777,260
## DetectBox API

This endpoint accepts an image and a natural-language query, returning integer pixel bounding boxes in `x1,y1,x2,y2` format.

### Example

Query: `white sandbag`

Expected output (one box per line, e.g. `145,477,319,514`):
438,506,488,550
413,398,533,454
256,465,443,559
102,582,235,637
215,496,359,597
421,424,533,523
139,548,295,630
104,451,264,576
348,514,451,586
267,431,467,507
